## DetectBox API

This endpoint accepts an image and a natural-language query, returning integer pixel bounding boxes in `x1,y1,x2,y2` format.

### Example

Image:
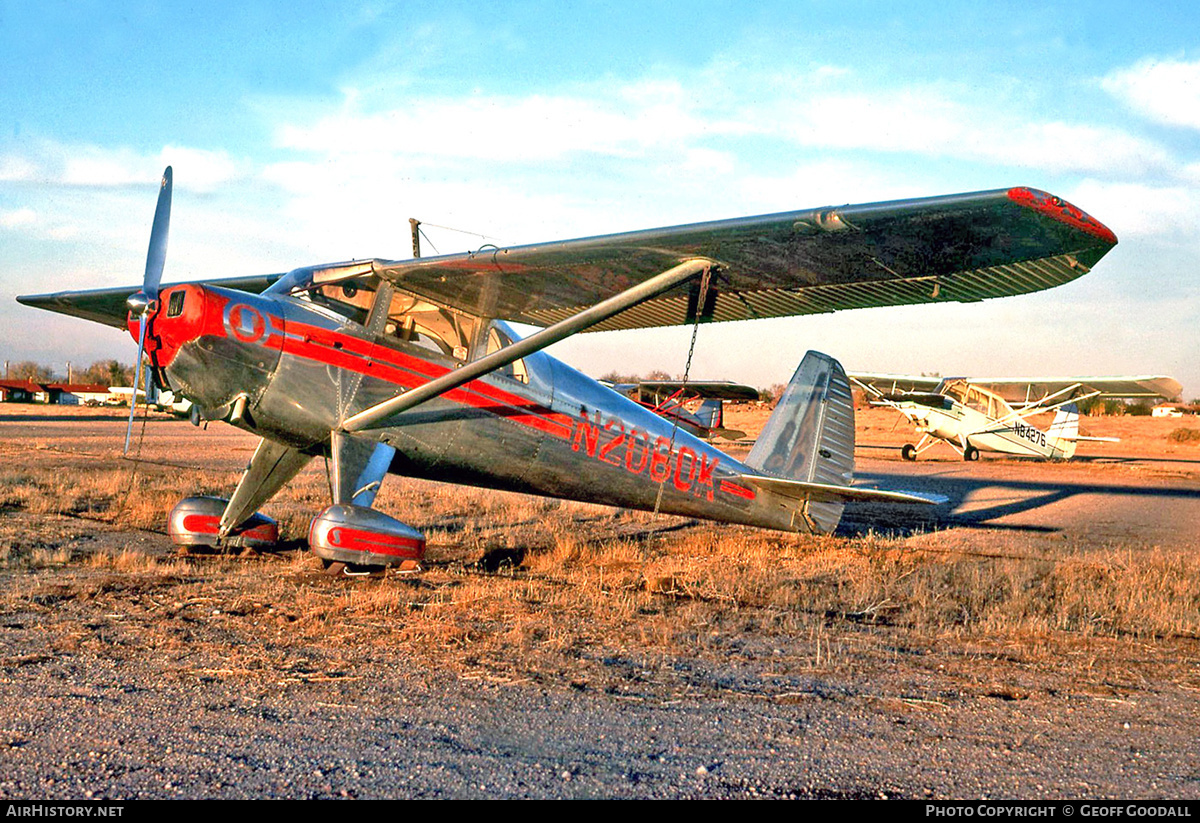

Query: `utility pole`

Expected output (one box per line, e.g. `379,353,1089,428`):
409,218,421,259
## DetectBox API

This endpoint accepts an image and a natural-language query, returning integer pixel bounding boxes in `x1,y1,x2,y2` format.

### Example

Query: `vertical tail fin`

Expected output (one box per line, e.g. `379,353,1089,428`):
1047,402,1079,458
746,351,855,532
694,398,724,431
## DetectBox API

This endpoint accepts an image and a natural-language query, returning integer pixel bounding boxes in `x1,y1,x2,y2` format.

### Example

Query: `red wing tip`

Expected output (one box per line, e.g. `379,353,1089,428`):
1007,187,1118,246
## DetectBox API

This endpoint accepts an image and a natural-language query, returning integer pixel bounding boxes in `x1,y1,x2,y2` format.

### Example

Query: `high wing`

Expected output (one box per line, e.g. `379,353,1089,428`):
16,274,281,329
960,376,1182,404
18,186,1116,332
372,187,1116,331
849,372,946,396
608,380,762,401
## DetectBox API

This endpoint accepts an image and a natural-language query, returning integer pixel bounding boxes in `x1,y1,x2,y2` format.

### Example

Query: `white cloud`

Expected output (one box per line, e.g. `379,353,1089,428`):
0,140,246,192
276,90,748,164
270,64,1184,203
157,146,245,192
0,155,38,182
772,91,1174,177
1103,57,1200,130
1069,179,1200,238
0,208,37,228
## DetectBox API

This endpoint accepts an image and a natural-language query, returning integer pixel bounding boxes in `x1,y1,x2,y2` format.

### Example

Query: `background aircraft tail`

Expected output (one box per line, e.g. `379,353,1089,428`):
694,397,724,431
745,350,856,532
1047,402,1079,458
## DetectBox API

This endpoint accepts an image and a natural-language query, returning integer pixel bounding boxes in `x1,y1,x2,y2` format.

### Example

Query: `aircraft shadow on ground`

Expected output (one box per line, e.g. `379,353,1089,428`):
837,470,1200,538
861,443,1200,467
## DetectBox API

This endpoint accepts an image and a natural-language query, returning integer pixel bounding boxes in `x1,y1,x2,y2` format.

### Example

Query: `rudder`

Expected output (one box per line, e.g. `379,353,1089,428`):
746,351,855,532
1047,402,1079,458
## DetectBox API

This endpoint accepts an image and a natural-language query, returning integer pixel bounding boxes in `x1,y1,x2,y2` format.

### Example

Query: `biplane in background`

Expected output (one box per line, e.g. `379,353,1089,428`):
601,379,761,441
18,170,1117,572
851,373,1180,461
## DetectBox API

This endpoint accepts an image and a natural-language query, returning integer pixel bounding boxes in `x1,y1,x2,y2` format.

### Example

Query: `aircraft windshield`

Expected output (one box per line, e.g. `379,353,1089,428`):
269,266,528,378
267,264,380,325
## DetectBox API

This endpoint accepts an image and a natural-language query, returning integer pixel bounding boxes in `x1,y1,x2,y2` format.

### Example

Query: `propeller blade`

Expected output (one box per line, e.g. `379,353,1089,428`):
124,166,172,453
143,166,172,300
124,316,148,453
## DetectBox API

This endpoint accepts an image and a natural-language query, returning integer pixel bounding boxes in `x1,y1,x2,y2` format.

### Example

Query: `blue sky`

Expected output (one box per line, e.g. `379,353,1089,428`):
2,1,1197,397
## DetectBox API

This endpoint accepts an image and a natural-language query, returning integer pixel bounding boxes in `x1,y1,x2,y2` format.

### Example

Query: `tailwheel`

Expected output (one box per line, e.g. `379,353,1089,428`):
900,443,917,461
963,445,980,462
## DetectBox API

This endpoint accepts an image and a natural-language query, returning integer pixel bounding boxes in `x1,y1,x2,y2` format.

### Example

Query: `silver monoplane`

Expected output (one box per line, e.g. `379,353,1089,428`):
18,171,1118,571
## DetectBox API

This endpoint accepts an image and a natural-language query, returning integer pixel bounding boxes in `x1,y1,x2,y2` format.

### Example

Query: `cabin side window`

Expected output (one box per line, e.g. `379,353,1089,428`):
965,388,989,414
283,271,379,325
380,291,478,362
484,325,529,384
943,382,968,405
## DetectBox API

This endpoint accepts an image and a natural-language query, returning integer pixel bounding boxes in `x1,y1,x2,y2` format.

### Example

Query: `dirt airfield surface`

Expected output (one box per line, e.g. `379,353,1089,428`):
1,405,1199,799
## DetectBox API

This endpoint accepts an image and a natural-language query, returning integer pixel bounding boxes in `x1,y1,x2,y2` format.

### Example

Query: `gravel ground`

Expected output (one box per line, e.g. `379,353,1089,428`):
3,620,1199,799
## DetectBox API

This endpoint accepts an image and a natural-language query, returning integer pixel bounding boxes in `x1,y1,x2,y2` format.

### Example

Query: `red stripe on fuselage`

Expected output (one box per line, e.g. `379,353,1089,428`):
258,315,574,439
718,480,756,500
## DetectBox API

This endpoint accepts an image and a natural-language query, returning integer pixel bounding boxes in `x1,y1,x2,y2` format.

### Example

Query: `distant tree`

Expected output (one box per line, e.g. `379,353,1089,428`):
1127,401,1153,417
79,359,132,387
6,360,55,382
599,368,677,384
762,383,788,405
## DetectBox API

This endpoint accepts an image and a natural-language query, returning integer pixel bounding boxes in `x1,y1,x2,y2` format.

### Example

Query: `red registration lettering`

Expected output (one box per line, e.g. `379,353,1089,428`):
696,453,720,501
673,446,696,492
572,410,601,457
598,420,626,466
649,437,671,482
625,428,649,474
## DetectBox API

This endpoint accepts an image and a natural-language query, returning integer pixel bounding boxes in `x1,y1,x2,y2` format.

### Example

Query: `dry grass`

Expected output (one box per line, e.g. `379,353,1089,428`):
2,408,1199,692
1168,426,1200,443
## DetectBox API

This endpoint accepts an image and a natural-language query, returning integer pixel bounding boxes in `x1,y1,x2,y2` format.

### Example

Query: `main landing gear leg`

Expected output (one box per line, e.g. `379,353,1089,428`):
167,437,312,553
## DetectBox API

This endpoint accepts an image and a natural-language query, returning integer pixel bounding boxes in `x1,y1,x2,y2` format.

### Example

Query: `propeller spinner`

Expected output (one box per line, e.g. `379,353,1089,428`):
124,166,172,452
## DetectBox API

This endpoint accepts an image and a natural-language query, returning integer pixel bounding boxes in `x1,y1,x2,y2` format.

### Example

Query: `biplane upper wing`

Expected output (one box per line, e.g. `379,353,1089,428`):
18,186,1116,333
372,186,1116,331
963,376,1182,404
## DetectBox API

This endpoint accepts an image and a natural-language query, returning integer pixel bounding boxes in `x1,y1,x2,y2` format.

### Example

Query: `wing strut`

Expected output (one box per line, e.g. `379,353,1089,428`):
340,258,715,432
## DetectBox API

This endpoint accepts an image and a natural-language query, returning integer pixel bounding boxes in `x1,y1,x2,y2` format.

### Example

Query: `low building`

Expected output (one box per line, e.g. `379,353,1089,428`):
0,380,41,402
44,383,111,405
1153,403,1189,418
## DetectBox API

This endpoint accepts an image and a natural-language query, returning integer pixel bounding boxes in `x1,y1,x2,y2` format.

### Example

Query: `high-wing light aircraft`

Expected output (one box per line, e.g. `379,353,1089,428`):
18,170,1117,571
601,379,761,440
851,373,1178,461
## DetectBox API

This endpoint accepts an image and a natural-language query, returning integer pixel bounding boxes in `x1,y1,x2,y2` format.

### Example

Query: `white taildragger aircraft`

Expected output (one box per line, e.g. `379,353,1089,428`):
851,374,1181,461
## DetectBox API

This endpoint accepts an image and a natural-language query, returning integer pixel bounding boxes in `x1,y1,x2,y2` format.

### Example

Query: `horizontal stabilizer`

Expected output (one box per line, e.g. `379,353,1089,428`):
738,473,948,506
